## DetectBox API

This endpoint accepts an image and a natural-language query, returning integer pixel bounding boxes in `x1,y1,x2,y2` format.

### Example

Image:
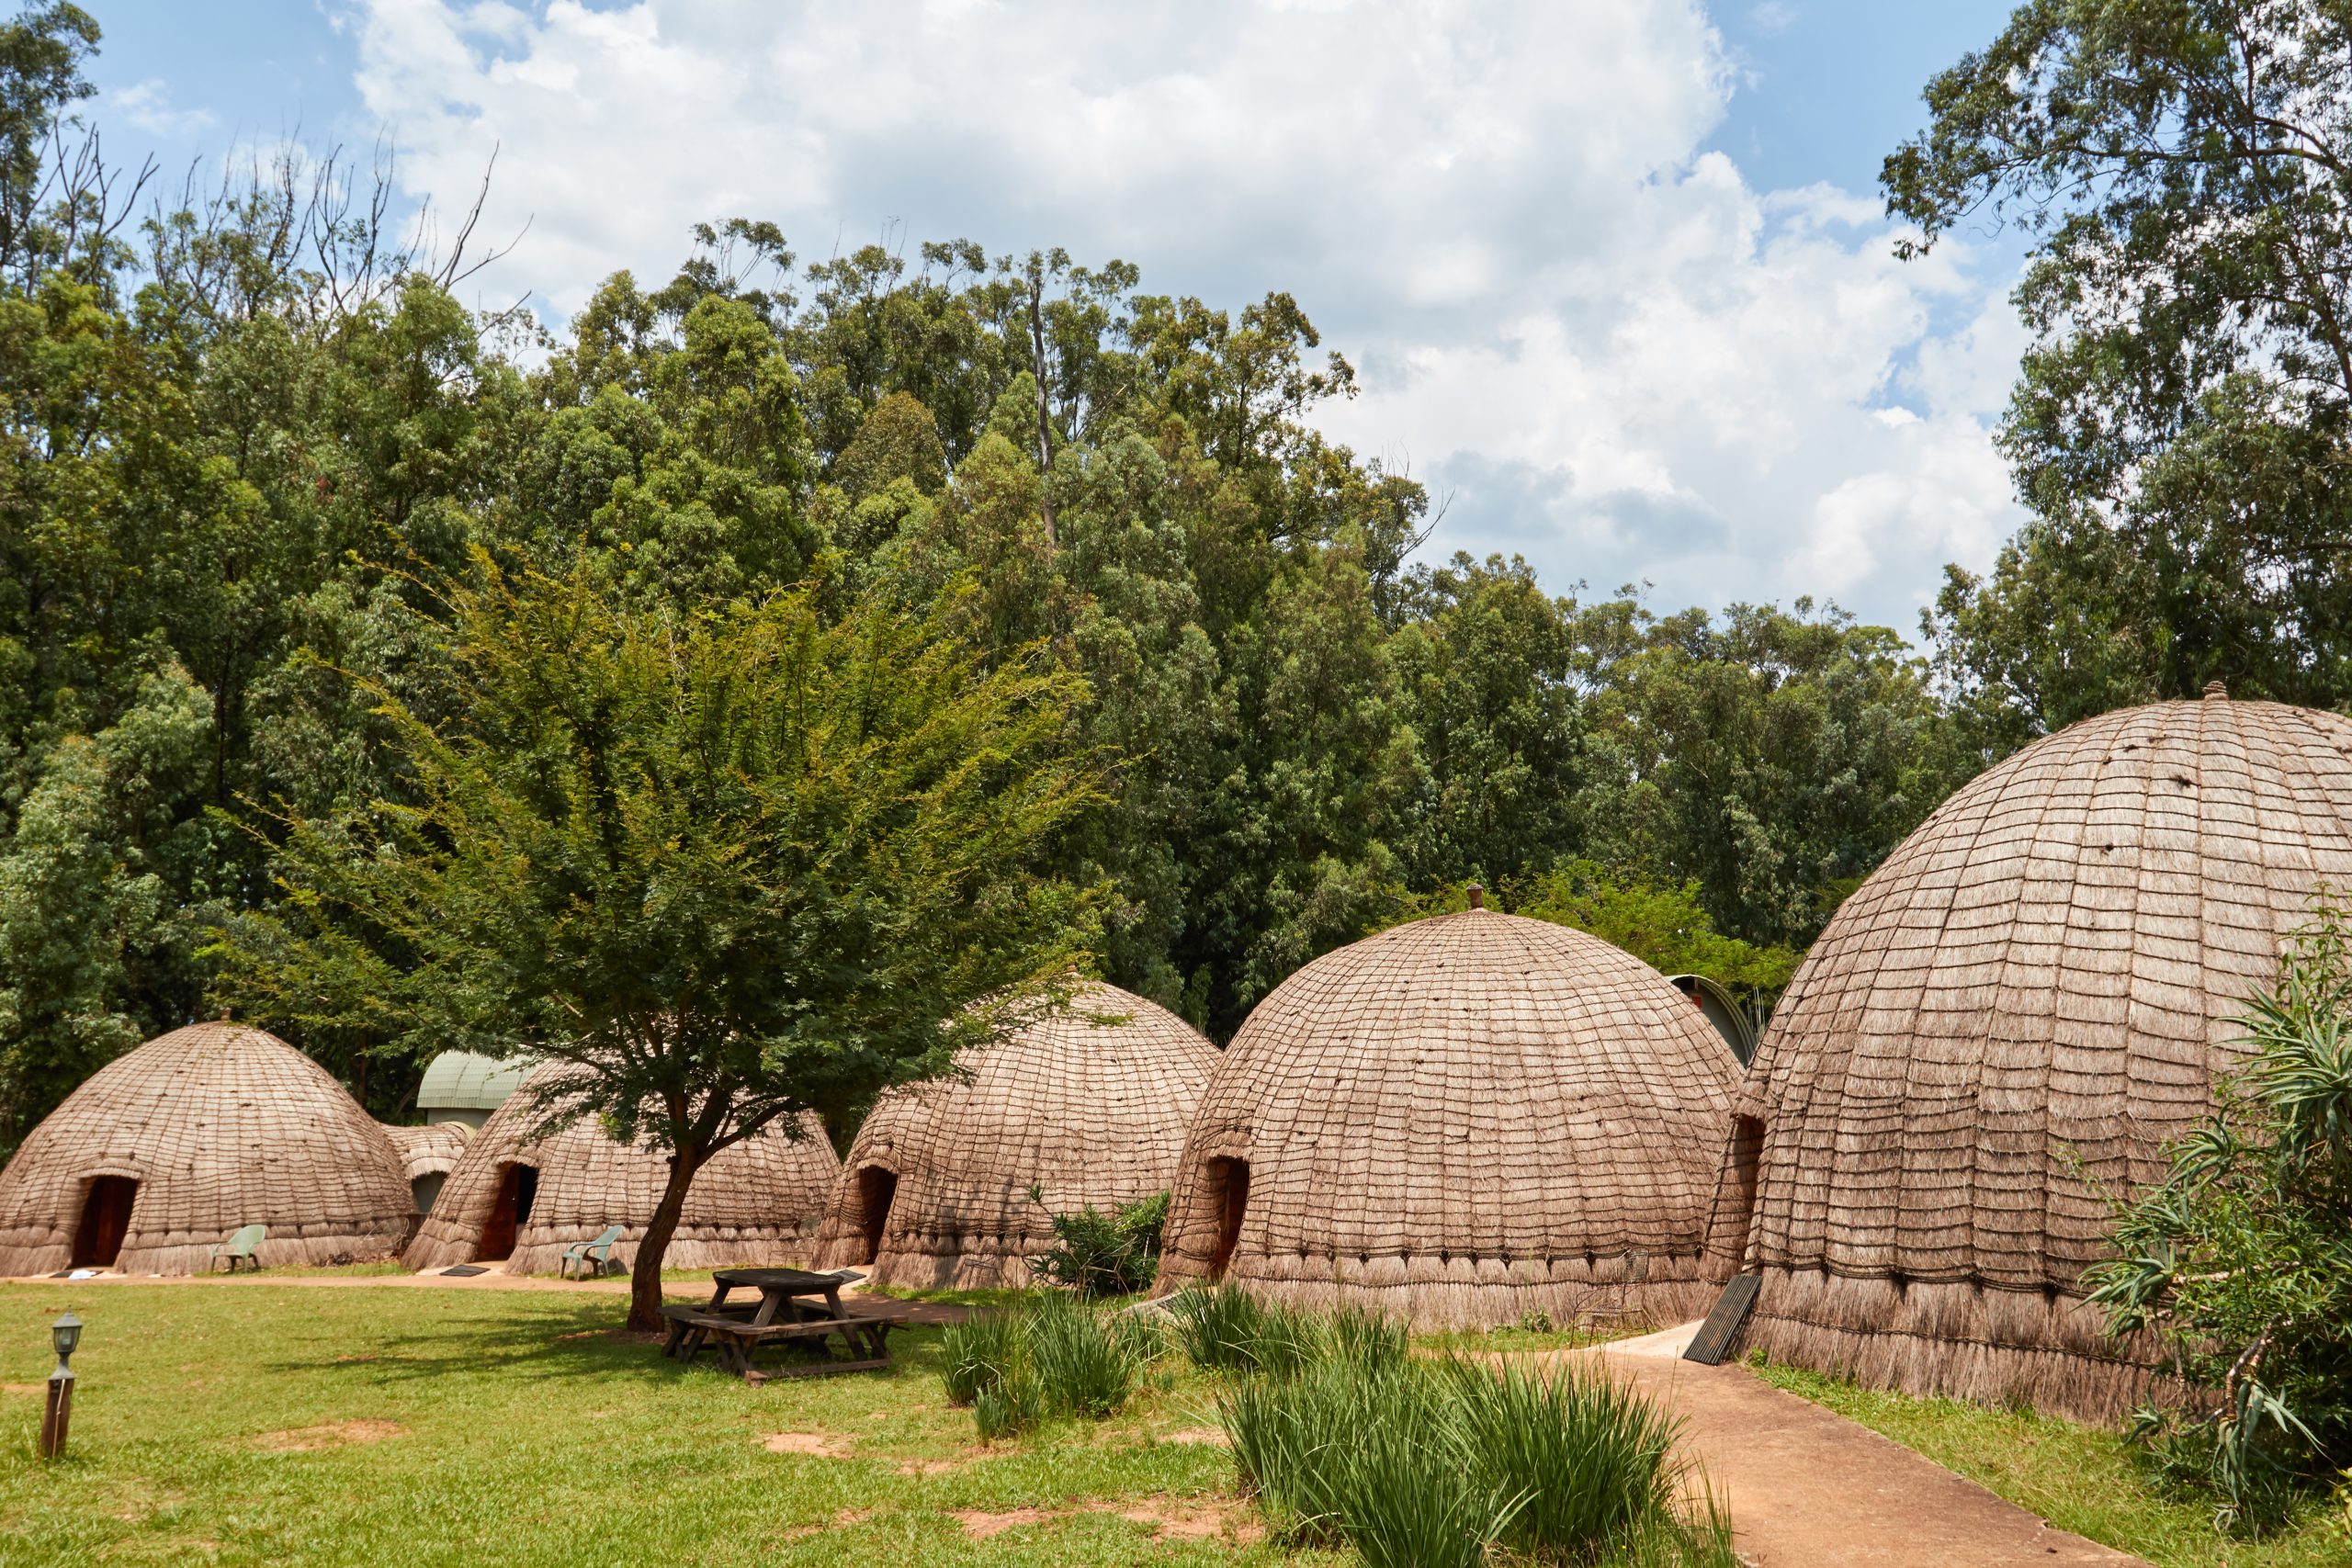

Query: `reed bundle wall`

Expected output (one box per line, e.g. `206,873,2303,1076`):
1706,693,2352,1420
1156,909,1740,1330
0,1023,415,1276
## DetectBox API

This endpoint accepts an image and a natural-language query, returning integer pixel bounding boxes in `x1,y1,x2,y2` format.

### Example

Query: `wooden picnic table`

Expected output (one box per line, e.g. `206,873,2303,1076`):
661,1267,903,1382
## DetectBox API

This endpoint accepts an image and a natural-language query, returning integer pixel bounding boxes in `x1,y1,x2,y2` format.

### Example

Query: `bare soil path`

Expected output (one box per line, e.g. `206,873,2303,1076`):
1577,1324,2149,1568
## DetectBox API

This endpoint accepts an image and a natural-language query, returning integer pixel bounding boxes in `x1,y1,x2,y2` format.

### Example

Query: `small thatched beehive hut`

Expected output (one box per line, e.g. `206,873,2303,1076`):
404,1064,842,1274
1703,688,2352,1421
812,982,1217,1288
379,1122,471,1216
0,1022,415,1275
1154,906,1740,1327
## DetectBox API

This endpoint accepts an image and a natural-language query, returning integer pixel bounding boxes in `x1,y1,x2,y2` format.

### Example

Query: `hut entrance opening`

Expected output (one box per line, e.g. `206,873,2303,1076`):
851,1166,897,1264
480,1162,539,1260
411,1172,446,1217
1202,1157,1250,1281
1715,1116,1766,1270
71,1176,137,1268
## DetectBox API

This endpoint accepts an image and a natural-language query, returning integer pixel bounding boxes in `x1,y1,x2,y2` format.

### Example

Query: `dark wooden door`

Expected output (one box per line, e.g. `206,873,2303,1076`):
854,1167,897,1264
72,1176,138,1268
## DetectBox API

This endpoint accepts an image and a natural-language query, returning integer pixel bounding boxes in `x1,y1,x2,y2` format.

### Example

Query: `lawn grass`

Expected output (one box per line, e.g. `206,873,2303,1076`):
0,1278,1322,1567
1751,1359,2350,1568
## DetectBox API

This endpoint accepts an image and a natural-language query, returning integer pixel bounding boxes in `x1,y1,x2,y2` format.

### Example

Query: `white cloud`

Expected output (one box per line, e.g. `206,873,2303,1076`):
344,0,2025,635
110,79,218,139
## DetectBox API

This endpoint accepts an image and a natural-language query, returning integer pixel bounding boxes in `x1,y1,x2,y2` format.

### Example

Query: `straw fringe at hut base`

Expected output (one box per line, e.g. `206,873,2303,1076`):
1729,1268,2162,1425
1216,1253,1718,1333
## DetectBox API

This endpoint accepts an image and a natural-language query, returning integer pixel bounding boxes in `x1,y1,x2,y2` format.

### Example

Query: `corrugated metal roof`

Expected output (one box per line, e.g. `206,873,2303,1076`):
416,1051,531,1112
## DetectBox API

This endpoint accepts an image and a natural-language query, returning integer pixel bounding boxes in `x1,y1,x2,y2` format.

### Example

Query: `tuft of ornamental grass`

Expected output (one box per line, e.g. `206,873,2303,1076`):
1167,1282,1272,1371
1167,1283,1406,1378
936,1291,1157,1436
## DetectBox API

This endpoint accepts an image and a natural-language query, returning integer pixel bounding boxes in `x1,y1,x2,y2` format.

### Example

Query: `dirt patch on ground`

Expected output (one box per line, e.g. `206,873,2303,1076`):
895,1454,975,1476
783,1506,876,1540
2,1382,42,1395
1111,1496,1261,1542
953,1506,1059,1540
762,1431,853,1457
253,1418,403,1452
1155,1426,1229,1448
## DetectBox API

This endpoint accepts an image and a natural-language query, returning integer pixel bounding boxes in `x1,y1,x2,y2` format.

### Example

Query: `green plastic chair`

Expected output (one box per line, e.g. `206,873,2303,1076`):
560,1224,627,1279
210,1224,266,1273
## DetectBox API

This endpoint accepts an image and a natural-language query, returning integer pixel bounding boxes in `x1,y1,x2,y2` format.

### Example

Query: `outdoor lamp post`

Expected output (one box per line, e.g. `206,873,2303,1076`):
38,1312,79,1459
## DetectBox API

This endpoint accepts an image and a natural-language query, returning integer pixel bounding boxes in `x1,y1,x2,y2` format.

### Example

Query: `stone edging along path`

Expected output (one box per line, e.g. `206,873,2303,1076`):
1573,1324,2151,1568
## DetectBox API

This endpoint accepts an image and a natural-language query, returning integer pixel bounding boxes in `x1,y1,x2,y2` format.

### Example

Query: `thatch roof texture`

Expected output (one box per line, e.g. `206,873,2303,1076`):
1155,909,1739,1328
404,1064,842,1274
811,982,1218,1288
1707,692,2352,1420
379,1122,470,1184
0,1023,416,1275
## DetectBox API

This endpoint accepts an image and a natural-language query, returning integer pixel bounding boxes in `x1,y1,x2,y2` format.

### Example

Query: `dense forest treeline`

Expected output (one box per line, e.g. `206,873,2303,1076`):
7,3,2346,1152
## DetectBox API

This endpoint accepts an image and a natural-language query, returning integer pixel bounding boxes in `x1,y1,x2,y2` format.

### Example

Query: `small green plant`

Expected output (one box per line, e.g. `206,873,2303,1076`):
1024,1185,1170,1296
1167,1283,1401,1377
936,1292,1156,1436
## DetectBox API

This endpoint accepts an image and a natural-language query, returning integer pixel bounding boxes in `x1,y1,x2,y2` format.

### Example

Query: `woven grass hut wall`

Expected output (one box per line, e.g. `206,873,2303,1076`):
1702,688,2352,1422
811,982,1217,1289
1154,906,1740,1328
379,1122,471,1217
404,1064,842,1274
0,1022,416,1276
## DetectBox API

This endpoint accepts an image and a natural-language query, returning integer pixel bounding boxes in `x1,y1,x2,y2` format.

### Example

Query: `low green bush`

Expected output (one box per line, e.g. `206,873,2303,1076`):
1024,1184,1170,1296
1167,1284,1405,1377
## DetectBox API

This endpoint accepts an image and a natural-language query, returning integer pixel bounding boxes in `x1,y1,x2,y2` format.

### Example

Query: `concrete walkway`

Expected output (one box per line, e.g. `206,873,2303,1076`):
1576,1325,2149,1568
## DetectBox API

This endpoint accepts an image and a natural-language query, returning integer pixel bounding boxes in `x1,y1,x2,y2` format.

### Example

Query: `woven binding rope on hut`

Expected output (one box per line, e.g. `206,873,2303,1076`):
403,1062,841,1274
1702,689,2352,1422
0,1022,416,1276
1155,906,1740,1329
811,981,1217,1289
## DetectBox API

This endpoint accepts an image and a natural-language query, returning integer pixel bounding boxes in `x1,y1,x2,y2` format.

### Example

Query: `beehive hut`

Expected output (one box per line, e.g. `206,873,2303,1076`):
1702,687,2352,1421
405,1063,842,1274
379,1122,470,1216
812,982,1218,1288
1155,905,1740,1327
0,1022,415,1275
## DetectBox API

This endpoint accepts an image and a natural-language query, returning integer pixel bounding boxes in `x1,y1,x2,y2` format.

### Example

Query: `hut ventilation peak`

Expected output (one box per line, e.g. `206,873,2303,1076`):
2203,679,2228,700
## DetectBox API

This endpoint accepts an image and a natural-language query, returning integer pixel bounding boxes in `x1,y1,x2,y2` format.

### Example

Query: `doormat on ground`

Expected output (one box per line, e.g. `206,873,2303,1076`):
440,1266,491,1277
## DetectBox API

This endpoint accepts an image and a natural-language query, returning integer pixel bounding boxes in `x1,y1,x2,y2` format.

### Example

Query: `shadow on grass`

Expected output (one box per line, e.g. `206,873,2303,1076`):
259,1299,948,1392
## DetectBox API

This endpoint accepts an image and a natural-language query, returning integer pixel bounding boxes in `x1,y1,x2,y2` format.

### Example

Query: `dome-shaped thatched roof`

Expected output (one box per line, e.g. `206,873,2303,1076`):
812,982,1217,1289
404,1064,841,1275
0,1023,415,1276
379,1122,470,1184
1155,909,1739,1328
1706,691,2352,1420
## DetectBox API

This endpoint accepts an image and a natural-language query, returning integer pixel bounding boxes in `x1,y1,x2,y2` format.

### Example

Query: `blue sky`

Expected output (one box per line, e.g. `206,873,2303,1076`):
79,1,2033,635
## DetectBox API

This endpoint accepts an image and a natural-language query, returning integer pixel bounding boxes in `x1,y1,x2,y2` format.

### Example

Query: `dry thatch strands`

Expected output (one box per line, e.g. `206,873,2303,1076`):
0,1022,416,1276
812,981,1217,1289
1155,908,1740,1330
1705,690,2352,1421
404,1063,840,1275
379,1122,470,1217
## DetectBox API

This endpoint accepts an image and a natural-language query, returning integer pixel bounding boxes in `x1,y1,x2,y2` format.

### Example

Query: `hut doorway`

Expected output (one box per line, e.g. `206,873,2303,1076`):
851,1167,898,1264
1715,1117,1766,1269
411,1172,447,1217
479,1162,539,1261
71,1176,137,1269
1202,1157,1250,1281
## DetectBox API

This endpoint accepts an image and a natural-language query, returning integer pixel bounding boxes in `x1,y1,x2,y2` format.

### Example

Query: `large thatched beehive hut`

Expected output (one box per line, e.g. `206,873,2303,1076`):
1703,687,2352,1421
812,982,1218,1288
404,1064,842,1274
0,1022,415,1275
1154,907,1740,1327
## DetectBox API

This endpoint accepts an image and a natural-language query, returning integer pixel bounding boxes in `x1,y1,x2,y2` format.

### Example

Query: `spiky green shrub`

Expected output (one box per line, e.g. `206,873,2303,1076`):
1168,1283,1272,1371
1026,1292,1145,1417
1168,1284,1401,1377
937,1293,1155,1436
1026,1185,1171,1296
940,1309,1023,1407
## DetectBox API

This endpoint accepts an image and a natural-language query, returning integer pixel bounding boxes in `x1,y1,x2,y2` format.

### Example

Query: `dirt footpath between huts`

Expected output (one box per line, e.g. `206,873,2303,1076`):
1562,1324,2149,1568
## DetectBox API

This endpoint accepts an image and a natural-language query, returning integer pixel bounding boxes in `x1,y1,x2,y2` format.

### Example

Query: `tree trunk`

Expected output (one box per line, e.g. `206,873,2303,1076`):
627,1145,703,1331
1027,277,1058,548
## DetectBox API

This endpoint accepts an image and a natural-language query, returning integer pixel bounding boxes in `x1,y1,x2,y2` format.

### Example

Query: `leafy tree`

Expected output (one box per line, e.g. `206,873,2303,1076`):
1890,0,2352,727
2087,896,2352,1530
209,563,1102,1327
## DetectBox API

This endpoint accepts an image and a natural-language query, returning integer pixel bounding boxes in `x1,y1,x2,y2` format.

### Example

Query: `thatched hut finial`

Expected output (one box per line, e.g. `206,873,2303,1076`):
2202,678,2228,700
1466,883,1484,909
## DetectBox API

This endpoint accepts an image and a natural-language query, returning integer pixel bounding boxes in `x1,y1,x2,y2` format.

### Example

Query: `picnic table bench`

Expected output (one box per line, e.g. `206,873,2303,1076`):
660,1267,908,1382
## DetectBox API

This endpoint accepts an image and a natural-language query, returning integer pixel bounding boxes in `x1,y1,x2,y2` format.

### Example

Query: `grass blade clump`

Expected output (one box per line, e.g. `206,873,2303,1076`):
1447,1355,1682,1554
1168,1283,1269,1372
940,1309,1022,1407
1027,1292,1143,1417
1221,1353,1374,1544
1337,1368,1518,1568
